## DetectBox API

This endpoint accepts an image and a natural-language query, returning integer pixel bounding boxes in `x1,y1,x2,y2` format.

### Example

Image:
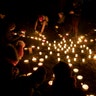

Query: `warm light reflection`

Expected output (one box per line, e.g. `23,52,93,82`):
77,75,83,80
93,54,96,60
48,80,53,86
82,83,89,91
24,34,95,95
73,68,79,73
32,57,37,62
38,62,43,66
33,67,38,71
24,59,29,64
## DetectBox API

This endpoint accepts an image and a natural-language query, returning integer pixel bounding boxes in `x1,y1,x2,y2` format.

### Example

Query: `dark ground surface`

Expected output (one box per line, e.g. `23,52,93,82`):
0,0,96,95
15,21,96,95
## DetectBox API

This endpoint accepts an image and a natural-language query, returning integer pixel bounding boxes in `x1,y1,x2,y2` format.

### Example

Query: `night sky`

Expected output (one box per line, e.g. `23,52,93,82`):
0,0,96,23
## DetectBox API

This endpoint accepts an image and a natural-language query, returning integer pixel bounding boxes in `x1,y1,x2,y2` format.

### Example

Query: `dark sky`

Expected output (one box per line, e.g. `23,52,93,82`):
0,0,96,22
0,0,58,15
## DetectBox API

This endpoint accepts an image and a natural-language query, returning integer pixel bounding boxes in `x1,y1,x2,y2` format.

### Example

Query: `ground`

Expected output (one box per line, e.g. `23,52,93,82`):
16,23,96,95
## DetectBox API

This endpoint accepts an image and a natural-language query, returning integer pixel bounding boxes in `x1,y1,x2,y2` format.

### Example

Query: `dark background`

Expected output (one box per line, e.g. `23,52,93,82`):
0,0,96,22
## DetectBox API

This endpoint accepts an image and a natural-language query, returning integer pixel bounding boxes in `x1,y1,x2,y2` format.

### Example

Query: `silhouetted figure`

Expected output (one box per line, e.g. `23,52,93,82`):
0,43,20,96
45,61,86,96
30,66,47,96
15,40,25,60
34,15,49,34
57,12,65,26
69,1,82,39
54,12,66,36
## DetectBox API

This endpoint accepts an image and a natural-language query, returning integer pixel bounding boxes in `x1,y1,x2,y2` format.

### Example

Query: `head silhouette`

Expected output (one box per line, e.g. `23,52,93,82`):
53,61,71,79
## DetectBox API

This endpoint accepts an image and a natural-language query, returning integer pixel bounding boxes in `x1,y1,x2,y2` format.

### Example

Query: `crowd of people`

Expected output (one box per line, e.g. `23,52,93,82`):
0,2,83,95
0,19,86,96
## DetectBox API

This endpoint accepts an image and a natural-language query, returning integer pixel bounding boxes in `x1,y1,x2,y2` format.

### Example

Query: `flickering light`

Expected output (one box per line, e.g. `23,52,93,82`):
82,58,85,63
58,43,60,46
55,25,59,29
93,54,96,60
48,80,53,86
49,51,52,55
42,35,46,39
39,52,42,55
31,45,35,48
88,55,91,59
54,40,56,43
68,59,71,63
24,59,29,64
72,48,75,53
66,33,69,36
48,47,51,50
80,45,83,48
58,34,62,38
77,41,80,44
81,50,84,53
38,62,43,66
94,29,96,31
53,44,56,47
64,51,67,54
74,44,76,47
75,54,78,57
33,67,38,71
57,58,61,61
89,49,92,54
68,63,73,67
74,58,77,62
61,47,63,51
57,53,60,56
35,37,38,40
39,58,44,62
24,47,28,50
80,35,85,39
57,48,60,52
68,47,71,50
70,44,73,47
42,42,45,46
90,39,94,42
60,41,63,45
38,38,42,41
84,39,87,43
78,38,82,42
59,45,62,48
69,39,72,42
14,32,17,35
37,46,40,50
32,57,37,62
82,84,89,91
27,72,32,76
77,75,83,80
64,44,67,48
62,38,66,42
49,43,51,46
46,41,49,44
66,55,69,59
54,46,57,49
86,95,95,96
73,68,79,73
45,55,48,59
30,36,34,39
53,74,55,78
83,44,86,48
71,41,73,44
86,47,89,50
42,39,46,42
